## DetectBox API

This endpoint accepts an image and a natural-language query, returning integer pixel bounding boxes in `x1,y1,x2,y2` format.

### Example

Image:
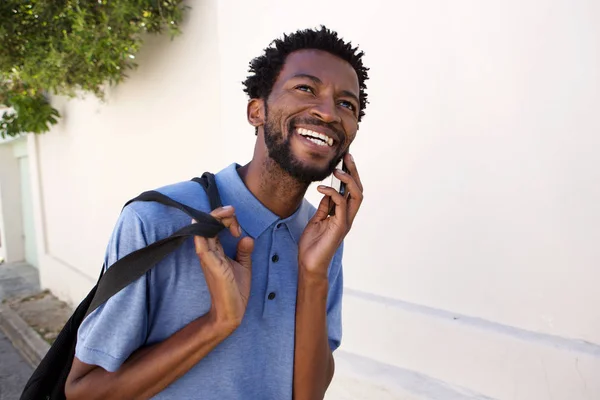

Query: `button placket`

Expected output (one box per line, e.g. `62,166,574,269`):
264,224,280,314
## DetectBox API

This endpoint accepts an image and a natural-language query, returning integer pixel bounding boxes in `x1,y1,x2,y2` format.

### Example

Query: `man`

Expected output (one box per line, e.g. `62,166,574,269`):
65,26,369,400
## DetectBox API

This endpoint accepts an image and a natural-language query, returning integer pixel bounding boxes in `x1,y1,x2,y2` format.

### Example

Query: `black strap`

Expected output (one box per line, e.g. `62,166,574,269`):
192,172,223,211
85,173,224,318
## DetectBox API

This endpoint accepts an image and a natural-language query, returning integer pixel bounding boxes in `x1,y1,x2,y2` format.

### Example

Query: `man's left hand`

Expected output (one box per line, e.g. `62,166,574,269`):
298,153,364,278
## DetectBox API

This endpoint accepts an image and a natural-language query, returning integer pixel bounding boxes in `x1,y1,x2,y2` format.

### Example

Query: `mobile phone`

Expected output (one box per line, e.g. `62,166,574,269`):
328,156,349,216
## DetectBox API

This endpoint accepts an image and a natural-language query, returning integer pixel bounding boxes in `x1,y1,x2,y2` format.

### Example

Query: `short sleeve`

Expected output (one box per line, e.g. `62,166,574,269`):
75,205,150,372
326,242,344,352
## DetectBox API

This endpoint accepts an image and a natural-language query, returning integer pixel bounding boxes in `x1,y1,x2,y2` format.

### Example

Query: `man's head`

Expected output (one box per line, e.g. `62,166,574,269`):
243,26,369,184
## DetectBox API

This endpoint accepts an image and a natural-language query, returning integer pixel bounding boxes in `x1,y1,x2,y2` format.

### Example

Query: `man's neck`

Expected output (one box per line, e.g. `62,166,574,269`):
237,158,308,219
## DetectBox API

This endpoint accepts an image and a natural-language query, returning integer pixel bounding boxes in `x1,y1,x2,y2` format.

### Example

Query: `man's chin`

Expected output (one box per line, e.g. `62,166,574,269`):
289,149,341,176
265,133,339,183
279,160,333,184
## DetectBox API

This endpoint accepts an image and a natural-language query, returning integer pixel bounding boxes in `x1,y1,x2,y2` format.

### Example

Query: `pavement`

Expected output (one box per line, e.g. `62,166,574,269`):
0,262,43,399
0,262,69,372
0,262,40,302
0,263,72,368
0,329,32,400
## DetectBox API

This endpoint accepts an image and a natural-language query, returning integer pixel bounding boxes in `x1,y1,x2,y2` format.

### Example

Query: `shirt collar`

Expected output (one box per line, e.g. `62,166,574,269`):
284,199,313,243
215,164,313,242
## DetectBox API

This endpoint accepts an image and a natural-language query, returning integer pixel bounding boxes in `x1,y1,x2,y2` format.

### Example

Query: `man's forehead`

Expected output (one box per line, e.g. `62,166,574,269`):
277,49,359,93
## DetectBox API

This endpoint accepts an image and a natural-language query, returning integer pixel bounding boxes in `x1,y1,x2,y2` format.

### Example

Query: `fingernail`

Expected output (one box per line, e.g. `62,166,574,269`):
318,185,327,189
222,205,233,210
349,153,354,162
238,225,243,235
191,219,197,224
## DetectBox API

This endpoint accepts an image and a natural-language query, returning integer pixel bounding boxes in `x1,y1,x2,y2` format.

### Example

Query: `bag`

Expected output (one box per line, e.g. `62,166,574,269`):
20,173,225,400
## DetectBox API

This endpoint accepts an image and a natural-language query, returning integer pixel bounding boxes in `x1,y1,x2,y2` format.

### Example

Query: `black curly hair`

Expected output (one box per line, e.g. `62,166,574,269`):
242,26,369,122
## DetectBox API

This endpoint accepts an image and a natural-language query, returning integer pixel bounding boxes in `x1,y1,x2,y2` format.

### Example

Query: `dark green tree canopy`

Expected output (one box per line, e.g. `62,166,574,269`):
0,0,187,138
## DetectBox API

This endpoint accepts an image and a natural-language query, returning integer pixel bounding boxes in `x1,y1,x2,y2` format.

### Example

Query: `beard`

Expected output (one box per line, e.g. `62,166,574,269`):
263,106,344,185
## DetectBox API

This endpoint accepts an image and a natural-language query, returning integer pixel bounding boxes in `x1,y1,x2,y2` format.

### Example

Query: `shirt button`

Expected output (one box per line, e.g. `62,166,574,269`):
268,292,276,300
271,254,279,263
276,223,282,229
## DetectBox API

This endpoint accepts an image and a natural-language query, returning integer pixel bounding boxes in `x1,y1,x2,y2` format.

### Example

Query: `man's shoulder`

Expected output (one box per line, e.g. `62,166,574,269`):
123,180,212,231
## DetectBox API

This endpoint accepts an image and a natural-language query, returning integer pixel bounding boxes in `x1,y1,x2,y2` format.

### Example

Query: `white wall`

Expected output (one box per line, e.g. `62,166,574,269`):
218,0,600,345
35,0,223,299
0,139,26,263
29,0,600,398
216,0,600,398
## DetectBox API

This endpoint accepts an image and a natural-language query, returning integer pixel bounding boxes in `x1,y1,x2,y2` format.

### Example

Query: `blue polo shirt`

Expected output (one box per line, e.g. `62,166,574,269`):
75,163,344,399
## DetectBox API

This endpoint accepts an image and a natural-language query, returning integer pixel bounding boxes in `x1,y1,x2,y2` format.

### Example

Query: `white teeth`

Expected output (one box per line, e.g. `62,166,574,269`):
309,137,327,146
298,128,334,147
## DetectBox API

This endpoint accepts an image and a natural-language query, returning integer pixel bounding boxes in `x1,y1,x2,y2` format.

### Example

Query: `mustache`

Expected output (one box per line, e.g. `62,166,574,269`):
288,117,345,146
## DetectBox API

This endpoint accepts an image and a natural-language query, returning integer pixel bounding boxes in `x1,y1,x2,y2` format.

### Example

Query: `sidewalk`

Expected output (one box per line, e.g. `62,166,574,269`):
0,262,40,301
0,262,71,368
0,329,33,399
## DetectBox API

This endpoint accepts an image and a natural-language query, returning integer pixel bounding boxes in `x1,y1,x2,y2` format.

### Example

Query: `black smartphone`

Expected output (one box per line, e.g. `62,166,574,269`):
328,155,349,216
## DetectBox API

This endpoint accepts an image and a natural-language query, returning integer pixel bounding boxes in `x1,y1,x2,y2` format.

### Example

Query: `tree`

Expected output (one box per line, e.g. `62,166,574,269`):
0,0,187,138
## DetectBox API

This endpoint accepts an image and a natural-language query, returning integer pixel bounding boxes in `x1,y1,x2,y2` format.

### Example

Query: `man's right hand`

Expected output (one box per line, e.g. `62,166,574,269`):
66,205,255,400
193,206,254,333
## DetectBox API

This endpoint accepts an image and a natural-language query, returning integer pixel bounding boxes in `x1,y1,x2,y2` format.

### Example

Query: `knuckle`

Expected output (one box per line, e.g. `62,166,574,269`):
196,248,207,258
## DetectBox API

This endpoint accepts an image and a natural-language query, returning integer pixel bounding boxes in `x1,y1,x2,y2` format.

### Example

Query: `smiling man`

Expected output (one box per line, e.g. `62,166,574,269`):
65,26,369,400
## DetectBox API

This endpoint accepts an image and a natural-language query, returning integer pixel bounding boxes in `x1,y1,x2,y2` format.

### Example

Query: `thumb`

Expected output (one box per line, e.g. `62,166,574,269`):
236,237,254,269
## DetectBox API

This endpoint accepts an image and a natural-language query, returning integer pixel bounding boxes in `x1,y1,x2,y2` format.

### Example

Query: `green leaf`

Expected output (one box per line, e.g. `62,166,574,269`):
0,0,188,137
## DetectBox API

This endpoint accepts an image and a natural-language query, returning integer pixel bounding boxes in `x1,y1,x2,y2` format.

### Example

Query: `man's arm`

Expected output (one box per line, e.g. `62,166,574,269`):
292,270,335,400
66,313,235,400
66,206,254,400
294,153,363,400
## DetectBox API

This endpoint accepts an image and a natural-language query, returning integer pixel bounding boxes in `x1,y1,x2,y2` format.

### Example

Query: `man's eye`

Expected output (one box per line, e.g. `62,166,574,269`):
295,85,314,94
339,100,356,111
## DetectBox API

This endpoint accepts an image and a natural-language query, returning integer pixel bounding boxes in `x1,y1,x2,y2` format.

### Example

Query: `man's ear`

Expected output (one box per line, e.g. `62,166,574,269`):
247,98,265,134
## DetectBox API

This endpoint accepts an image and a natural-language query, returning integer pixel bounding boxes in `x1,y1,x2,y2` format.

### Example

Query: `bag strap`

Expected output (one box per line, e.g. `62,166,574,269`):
192,172,223,211
85,173,223,318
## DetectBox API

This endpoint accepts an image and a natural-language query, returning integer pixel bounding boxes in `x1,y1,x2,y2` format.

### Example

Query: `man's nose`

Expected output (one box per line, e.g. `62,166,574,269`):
309,98,341,124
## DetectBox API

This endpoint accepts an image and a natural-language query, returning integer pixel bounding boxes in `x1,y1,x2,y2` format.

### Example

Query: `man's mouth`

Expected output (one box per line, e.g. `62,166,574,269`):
296,128,334,147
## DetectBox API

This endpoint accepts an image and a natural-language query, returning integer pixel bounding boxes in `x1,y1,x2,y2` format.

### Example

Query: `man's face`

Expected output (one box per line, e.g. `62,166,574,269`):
263,49,360,184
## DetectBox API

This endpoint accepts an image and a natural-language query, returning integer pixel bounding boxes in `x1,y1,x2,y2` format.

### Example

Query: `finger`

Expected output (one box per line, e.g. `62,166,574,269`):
333,169,363,222
344,153,364,193
312,194,334,221
207,235,223,254
318,185,346,206
193,218,224,267
333,168,362,200
317,185,348,224
210,205,235,219
320,178,364,227
335,170,363,227
194,230,222,277
194,233,209,257
235,237,255,270
195,243,227,292
210,206,242,237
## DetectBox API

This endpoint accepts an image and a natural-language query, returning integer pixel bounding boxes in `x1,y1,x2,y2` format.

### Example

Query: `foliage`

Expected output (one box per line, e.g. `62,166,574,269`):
0,0,188,138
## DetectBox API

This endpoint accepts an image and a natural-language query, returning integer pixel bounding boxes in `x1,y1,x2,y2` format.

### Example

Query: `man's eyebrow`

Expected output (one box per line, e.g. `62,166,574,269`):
292,74,360,105
291,73,323,84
